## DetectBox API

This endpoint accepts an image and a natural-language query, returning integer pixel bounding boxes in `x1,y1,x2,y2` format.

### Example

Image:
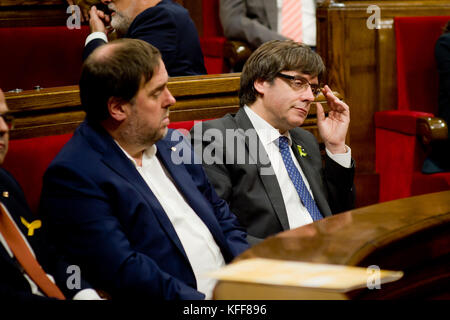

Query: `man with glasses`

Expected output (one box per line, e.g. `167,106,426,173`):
191,40,355,245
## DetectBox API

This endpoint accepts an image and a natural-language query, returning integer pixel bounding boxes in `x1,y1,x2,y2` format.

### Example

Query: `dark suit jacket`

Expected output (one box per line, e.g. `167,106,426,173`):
0,168,90,301
83,0,206,77
191,109,355,245
436,32,450,127
39,121,249,300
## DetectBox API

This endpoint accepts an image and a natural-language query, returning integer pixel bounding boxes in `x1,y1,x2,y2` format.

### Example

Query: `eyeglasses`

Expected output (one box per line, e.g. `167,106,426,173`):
0,112,14,130
276,73,322,97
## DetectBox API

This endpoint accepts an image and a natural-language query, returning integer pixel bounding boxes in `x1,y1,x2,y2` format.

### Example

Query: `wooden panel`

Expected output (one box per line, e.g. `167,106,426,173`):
0,0,63,5
4,74,238,139
0,1,68,27
4,73,333,141
234,190,450,299
182,0,203,36
317,0,450,207
376,19,397,111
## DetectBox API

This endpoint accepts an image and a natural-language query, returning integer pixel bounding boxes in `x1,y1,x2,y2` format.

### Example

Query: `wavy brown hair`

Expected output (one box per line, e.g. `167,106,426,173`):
239,40,325,108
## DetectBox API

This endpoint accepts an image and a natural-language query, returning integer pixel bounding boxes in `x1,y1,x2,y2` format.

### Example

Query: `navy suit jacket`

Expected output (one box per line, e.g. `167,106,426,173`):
0,168,91,300
83,0,206,77
40,121,248,300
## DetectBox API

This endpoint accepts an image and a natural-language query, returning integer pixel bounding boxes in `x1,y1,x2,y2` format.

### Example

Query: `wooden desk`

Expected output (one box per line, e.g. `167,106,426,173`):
218,191,450,299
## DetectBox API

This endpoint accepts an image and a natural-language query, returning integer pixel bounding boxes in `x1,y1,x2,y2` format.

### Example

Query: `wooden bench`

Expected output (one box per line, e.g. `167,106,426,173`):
5,73,332,140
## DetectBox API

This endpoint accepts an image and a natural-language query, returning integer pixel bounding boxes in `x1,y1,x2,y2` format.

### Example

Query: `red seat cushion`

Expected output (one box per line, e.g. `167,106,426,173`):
374,110,434,135
2,133,73,213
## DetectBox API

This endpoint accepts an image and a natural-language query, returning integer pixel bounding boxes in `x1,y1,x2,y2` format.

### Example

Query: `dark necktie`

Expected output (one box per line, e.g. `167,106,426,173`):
277,136,323,221
0,203,66,299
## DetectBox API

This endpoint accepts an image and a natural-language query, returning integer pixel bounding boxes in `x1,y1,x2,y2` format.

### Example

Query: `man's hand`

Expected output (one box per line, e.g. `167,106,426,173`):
89,5,111,34
316,85,350,154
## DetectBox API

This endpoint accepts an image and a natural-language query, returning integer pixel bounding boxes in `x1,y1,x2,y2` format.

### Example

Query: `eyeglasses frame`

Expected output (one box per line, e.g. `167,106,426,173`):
276,73,322,97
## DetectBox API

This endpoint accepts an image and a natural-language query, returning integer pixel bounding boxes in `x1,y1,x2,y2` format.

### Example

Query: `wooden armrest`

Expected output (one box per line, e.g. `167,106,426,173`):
224,40,253,71
417,116,448,145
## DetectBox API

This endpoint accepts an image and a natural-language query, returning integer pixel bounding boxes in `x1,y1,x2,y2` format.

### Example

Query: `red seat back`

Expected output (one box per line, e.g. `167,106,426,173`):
395,16,450,112
2,133,73,214
0,26,90,91
199,0,228,74
202,0,224,38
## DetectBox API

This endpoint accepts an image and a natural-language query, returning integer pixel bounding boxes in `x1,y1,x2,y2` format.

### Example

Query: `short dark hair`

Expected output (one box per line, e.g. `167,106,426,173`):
239,40,326,107
79,38,161,123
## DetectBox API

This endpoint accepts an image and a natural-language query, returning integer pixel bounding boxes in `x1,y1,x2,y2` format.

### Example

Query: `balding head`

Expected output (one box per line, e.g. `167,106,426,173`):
79,38,161,123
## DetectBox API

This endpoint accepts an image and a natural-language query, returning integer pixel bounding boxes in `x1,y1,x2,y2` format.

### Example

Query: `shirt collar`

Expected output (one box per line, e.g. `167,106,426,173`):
243,105,292,147
114,140,158,167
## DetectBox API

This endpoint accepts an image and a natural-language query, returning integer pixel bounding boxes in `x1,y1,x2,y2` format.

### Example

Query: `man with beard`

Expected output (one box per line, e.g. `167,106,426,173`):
39,39,248,300
82,0,206,76
191,40,355,245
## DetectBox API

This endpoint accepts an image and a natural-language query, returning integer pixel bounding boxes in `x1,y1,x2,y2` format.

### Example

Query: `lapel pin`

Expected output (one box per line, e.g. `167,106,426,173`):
171,147,177,152
2,191,9,198
20,217,42,236
297,145,308,157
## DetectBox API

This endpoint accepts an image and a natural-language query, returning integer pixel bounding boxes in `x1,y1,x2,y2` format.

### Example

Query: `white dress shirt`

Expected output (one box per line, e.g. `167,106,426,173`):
117,143,225,300
0,203,101,300
244,105,351,229
277,0,317,46
85,31,108,46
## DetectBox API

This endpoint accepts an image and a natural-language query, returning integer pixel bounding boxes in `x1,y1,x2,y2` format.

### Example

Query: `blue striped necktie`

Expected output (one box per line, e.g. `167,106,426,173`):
277,136,323,221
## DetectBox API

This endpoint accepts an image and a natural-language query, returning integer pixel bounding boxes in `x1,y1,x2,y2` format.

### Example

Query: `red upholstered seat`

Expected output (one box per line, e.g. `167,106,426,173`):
2,133,74,214
199,0,229,74
375,16,450,202
0,26,90,91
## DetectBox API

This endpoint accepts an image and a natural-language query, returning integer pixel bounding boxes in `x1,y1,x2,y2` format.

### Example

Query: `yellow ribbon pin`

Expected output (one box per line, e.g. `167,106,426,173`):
20,217,42,236
297,145,308,157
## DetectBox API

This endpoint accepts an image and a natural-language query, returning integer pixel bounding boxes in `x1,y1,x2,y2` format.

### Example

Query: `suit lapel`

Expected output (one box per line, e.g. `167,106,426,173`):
290,133,332,217
234,109,290,230
155,138,226,245
81,122,191,262
0,188,39,270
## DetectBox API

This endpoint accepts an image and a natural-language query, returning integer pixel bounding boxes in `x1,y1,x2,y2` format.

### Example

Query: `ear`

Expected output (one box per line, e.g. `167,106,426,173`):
107,97,129,121
253,78,267,96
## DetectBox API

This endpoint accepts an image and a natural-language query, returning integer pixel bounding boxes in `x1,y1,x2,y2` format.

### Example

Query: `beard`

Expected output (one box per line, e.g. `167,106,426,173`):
108,3,133,36
110,11,132,36
119,109,169,150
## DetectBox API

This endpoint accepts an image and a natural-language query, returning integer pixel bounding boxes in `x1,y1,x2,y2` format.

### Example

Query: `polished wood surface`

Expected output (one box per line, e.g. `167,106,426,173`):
233,191,450,298
5,73,335,140
417,117,449,145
